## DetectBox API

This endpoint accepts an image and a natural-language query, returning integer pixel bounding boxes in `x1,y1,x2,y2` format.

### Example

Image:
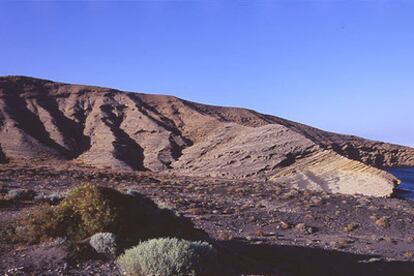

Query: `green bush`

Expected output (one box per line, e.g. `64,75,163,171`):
15,184,148,243
117,238,217,276
14,203,63,243
57,183,129,240
14,184,206,246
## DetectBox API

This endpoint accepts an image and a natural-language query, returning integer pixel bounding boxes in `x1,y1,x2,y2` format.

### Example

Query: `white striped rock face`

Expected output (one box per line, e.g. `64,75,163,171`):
1,76,413,197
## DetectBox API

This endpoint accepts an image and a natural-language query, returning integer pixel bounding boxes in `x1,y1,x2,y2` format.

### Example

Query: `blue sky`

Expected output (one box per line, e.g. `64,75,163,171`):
1,1,413,147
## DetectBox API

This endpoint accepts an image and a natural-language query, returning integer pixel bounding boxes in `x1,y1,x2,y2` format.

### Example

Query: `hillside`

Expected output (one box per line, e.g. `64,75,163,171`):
1,76,413,196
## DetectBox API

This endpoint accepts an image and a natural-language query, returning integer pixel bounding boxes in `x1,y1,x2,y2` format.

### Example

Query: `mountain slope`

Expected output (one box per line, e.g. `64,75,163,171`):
0,76,413,196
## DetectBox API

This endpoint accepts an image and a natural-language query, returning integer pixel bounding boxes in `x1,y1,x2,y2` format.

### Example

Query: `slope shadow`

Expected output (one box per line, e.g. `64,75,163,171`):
127,93,193,161
35,94,91,159
217,240,414,276
2,83,72,158
125,191,209,243
100,104,146,171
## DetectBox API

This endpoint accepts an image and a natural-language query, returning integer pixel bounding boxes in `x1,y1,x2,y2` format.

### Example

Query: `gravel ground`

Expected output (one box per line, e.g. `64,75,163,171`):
1,164,414,275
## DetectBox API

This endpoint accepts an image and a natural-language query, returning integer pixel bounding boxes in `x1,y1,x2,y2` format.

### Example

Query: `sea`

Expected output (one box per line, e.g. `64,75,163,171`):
388,167,414,200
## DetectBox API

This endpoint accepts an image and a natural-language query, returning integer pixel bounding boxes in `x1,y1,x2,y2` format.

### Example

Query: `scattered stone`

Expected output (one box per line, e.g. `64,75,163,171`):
279,221,290,230
356,197,370,206
329,240,347,249
125,189,140,197
6,189,36,200
295,223,306,232
403,251,413,258
375,217,389,227
310,196,323,206
217,232,232,240
369,215,378,221
294,223,315,234
255,229,265,237
343,223,359,233
281,190,298,200
89,232,118,258
358,257,383,264
263,231,276,237
303,190,312,197
382,235,394,243
187,207,204,215
34,191,65,204
304,214,314,220
370,234,378,241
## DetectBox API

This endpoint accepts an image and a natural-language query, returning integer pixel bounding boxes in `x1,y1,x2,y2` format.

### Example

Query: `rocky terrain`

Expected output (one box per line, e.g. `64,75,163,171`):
2,165,414,275
1,76,414,197
1,76,414,275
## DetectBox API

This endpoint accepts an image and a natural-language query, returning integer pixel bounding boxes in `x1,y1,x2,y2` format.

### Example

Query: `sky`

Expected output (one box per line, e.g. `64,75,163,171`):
0,1,413,147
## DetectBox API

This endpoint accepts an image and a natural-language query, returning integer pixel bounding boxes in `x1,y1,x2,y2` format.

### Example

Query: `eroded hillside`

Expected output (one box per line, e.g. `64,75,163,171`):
0,76,413,196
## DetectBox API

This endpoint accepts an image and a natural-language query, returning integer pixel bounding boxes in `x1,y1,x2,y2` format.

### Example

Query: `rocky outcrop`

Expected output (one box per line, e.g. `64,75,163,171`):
173,123,319,178
0,76,412,196
262,118,414,168
270,151,398,197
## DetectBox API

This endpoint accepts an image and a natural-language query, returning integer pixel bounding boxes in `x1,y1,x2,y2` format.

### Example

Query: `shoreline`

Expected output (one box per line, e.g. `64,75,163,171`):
387,167,414,200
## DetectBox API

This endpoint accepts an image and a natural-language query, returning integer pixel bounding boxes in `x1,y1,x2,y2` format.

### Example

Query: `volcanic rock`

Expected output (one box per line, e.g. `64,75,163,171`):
1,76,413,197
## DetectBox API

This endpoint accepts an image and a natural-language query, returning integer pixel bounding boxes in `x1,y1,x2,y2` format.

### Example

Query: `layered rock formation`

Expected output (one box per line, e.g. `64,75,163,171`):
1,76,413,196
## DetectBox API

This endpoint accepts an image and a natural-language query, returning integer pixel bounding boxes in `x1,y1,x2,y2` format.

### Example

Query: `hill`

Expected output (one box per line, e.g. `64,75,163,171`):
1,76,413,196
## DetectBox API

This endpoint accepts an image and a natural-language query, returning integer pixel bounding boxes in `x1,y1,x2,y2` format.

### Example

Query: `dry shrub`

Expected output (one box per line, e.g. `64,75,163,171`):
13,184,206,245
117,238,217,276
14,203,62,243
14,184,146,243
57,184,133,240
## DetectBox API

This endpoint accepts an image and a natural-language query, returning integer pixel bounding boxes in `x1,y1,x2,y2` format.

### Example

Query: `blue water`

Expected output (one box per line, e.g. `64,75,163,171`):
388,167,414,200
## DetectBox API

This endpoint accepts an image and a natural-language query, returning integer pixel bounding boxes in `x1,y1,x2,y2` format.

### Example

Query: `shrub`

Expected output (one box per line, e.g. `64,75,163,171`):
117,238,217,276
13,203,63,243
89,232,118,257
56,184,130,240
14,184,207,246
14,184,143,243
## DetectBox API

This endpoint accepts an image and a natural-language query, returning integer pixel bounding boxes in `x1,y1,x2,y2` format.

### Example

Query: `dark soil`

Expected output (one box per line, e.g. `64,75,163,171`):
1,163,414,275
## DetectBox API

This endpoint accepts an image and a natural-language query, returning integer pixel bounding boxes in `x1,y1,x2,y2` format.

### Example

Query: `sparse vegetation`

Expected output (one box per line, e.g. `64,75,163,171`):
12,183,205,246
14,203,62,243
117,238,216,276
13,184,147,243
57,183,131,240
